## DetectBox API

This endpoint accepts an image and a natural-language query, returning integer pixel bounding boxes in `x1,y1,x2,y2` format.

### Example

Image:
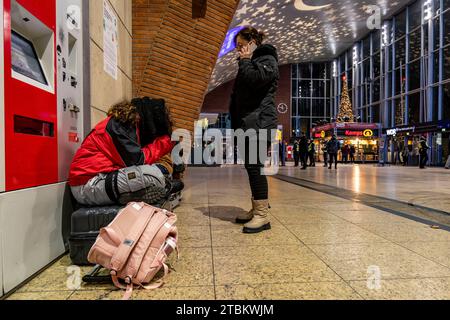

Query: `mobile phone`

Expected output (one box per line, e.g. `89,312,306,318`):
248,41,258,54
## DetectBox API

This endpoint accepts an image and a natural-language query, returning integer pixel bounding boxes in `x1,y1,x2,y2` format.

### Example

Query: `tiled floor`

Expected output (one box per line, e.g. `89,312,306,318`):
6,166,450,300
277,164,450,213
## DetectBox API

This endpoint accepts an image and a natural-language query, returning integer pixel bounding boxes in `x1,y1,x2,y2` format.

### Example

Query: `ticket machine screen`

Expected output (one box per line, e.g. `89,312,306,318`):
11,30,48,86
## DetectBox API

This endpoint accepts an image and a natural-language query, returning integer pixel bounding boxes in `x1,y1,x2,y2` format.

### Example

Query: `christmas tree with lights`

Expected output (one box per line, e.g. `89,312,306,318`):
337,76,354,123
395,76,406,125
395,97,405,126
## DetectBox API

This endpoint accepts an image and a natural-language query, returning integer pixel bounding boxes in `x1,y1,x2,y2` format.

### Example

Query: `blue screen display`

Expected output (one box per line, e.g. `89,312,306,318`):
219,26,245,58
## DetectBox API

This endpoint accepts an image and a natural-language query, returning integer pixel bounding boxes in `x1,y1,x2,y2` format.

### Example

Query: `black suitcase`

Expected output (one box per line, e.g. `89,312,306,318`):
69,206,123,265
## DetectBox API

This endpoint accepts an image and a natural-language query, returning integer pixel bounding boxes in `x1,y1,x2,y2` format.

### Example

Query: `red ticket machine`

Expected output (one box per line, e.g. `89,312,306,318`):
4,0,57,191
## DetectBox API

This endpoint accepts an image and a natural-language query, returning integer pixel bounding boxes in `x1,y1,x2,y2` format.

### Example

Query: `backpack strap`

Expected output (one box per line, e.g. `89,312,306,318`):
111,274,135,300
139,263,169,290
122,283,134,300
111,274,127,290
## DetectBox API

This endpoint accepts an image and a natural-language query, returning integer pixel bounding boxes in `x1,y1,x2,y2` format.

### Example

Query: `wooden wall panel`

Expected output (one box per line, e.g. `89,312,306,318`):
132,0,239,132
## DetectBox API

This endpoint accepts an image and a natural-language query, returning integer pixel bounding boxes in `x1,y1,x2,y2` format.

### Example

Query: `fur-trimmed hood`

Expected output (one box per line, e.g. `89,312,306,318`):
252,44,278,62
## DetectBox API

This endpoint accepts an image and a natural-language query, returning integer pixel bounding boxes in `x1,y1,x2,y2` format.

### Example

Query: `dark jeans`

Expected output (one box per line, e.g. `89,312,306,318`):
300,152,308,169
350,154,355,163
329,153,338,169
419,154,428,168
308,153,315,166
342,155,348,164
323,153,328,166
294,153,300,167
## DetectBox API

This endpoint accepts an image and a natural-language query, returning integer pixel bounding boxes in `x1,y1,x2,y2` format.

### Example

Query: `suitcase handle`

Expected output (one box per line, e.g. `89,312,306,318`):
82,265,113,284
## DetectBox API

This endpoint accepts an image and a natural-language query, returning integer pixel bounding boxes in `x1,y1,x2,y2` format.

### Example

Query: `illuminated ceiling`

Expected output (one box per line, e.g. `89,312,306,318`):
209,0,414,92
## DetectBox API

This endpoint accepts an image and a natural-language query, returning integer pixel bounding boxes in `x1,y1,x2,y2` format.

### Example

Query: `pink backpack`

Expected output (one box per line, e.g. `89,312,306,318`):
87,202,179,300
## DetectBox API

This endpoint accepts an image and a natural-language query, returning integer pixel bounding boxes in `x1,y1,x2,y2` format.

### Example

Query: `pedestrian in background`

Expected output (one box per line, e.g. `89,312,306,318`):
299,134,308,170
445,138,450,169
350,145,356,164
419,136,430,169
293,139,300,167
279,140,287,167
308,140,316,167
322,142,328,167
402,145,410,167
327,135,340,170
342,144,350,164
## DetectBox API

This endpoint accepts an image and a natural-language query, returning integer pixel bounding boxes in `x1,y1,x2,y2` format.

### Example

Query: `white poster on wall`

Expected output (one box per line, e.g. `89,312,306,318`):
103,0,118,80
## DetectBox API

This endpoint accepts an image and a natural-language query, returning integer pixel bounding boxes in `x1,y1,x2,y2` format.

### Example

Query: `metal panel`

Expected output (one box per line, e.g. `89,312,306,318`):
0,0,5,193
56,0,85,181
82,0,90,137
0,0,5,296
0,183,67,294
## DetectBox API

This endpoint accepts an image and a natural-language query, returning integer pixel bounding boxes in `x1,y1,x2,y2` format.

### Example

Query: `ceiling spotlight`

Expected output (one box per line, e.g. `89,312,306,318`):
353,46,358,65
423,0,433,22
333,60,338,77
381,23,389,47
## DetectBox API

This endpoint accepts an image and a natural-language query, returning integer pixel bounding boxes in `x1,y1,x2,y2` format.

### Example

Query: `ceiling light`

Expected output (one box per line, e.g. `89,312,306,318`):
353,46,358,65
381,23,389,47
423,0,433,22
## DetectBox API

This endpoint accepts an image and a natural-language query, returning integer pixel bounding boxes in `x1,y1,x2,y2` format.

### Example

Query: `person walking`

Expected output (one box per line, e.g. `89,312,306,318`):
350,145,356,164
293,139,300,167
342,144,350,164
308,140,316,167
402,145,410,166
229,26,279,234
419,136,430,169
279,140,287,167
446,138,450,169
327,135,340,170
322,142,328,167
299,134,308,170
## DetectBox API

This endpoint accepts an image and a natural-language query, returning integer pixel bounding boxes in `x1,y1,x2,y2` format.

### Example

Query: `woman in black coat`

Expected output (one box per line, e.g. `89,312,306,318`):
229,27,279,234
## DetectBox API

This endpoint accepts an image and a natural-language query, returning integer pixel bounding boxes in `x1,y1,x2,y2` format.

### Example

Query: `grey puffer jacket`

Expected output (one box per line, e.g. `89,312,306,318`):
229,44,280,131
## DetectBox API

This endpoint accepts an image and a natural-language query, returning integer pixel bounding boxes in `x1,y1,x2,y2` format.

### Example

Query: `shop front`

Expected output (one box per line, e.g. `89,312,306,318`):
311,123,381,163
384,120,450,166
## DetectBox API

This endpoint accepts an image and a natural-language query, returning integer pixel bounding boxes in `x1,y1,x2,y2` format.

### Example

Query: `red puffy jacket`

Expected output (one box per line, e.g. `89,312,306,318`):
69,117,174,186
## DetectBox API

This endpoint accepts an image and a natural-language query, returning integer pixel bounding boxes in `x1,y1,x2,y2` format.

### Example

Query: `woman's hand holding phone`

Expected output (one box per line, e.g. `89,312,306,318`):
239,41,256,60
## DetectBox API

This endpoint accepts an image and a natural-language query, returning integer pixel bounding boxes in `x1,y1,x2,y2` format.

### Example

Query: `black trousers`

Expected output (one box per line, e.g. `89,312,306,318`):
239,134,270,200
294,153,300,167
308,153,315,166
419,154,428,168
329,153,338,168
300,152,308,168
246,166,268,200
342,155,348,164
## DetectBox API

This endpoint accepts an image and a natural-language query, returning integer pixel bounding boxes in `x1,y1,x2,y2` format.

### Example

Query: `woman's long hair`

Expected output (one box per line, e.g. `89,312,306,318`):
107,101,139,126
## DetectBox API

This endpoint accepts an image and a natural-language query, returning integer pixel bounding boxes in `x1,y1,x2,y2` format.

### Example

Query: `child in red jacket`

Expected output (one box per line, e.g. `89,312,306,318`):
69,98,175,206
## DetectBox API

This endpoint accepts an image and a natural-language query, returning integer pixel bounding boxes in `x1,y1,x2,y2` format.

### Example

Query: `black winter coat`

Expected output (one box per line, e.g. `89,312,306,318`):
299,137,308,153
229,44,280,131
327,138,340,154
